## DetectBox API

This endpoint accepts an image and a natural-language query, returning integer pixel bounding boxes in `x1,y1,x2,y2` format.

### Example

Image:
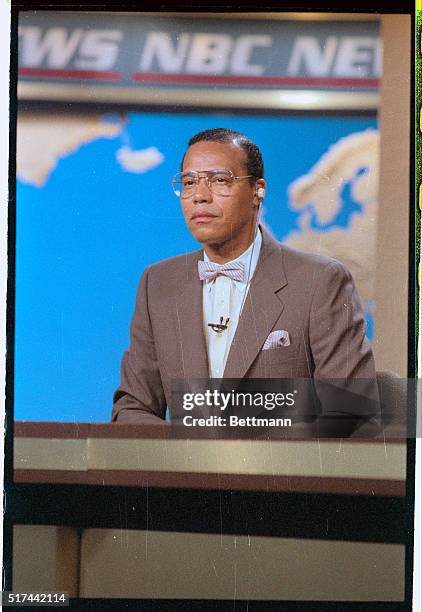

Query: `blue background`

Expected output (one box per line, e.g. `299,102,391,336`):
15,112,376,422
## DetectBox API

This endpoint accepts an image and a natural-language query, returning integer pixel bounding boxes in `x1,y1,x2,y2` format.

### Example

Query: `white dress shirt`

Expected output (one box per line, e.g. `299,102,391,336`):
202,228,262,378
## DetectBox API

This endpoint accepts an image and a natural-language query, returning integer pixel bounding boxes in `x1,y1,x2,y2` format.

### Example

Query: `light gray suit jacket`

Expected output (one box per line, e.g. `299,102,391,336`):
112,229,380,435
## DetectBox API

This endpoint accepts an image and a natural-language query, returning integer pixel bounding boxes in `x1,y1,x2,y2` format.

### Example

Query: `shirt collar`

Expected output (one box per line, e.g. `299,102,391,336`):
203,227,262,289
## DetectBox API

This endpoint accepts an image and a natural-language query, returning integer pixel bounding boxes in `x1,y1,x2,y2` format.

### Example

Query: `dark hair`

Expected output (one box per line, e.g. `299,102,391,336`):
182,127,264,182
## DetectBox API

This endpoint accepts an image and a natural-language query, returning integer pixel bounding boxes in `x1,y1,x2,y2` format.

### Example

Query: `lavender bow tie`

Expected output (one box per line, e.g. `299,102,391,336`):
198,260,246,282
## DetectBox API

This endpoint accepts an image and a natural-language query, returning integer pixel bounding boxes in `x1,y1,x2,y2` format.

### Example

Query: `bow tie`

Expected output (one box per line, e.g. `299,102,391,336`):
198,260,246,283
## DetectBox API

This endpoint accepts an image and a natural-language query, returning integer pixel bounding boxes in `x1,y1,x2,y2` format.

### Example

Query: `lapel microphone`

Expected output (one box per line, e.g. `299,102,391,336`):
208,316,230,333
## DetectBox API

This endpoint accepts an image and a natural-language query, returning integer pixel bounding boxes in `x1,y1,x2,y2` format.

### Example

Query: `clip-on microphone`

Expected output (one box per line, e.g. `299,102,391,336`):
208,316,230,333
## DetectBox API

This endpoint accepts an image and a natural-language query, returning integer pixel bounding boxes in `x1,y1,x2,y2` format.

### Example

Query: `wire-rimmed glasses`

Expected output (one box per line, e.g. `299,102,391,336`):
172,169,254,198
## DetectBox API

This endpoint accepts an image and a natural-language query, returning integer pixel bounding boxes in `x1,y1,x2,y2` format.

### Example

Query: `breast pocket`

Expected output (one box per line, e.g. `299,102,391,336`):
252,343,309,378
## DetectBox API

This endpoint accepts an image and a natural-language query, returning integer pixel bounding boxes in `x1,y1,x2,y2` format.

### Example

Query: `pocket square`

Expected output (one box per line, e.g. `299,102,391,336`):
263,330,290,350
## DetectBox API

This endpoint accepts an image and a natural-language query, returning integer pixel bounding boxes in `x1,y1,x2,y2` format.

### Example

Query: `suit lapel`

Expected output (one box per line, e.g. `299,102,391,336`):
172,230,288,381
223,230,287,379
174,251,209,379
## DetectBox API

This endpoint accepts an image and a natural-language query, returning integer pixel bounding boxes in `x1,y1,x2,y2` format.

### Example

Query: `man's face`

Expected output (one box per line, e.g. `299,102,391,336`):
180,141,262,250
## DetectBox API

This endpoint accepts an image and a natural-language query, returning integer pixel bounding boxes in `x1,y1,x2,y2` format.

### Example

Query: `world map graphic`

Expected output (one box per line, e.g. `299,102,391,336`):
15,112,378,421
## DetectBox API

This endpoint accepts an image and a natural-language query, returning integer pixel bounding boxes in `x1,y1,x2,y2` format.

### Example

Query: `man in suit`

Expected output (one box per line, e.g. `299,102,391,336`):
112,128,380,436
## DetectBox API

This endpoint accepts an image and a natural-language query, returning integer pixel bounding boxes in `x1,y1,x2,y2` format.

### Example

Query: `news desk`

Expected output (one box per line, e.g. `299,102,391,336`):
11,422,408,602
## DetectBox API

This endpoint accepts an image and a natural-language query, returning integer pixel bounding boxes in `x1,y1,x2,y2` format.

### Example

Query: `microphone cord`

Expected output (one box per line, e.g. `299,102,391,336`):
238,207,261,320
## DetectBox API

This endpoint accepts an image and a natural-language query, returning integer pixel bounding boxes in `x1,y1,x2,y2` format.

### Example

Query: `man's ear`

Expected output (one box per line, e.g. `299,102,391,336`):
253,179,266,207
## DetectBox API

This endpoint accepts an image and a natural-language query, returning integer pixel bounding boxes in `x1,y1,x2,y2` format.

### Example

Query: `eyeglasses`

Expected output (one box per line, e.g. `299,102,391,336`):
172,169,254,198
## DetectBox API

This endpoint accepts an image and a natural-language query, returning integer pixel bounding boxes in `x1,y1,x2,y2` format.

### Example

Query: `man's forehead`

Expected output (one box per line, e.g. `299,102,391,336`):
182,140,247,170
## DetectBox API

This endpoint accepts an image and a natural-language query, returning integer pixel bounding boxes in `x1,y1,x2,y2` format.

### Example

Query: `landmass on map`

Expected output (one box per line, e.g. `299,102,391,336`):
16,112,124,187
116,145,164,173
284,129,379,308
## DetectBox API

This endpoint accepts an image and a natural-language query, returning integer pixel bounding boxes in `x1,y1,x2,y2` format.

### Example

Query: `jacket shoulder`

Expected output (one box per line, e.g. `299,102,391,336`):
279,242,351,277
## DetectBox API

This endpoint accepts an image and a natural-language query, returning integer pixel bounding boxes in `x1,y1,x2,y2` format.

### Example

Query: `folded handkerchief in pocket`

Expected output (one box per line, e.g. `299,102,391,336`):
262,329,291,350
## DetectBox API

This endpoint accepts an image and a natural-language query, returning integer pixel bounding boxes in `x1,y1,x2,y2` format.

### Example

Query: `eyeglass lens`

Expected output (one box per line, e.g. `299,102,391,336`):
173,170,234,197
